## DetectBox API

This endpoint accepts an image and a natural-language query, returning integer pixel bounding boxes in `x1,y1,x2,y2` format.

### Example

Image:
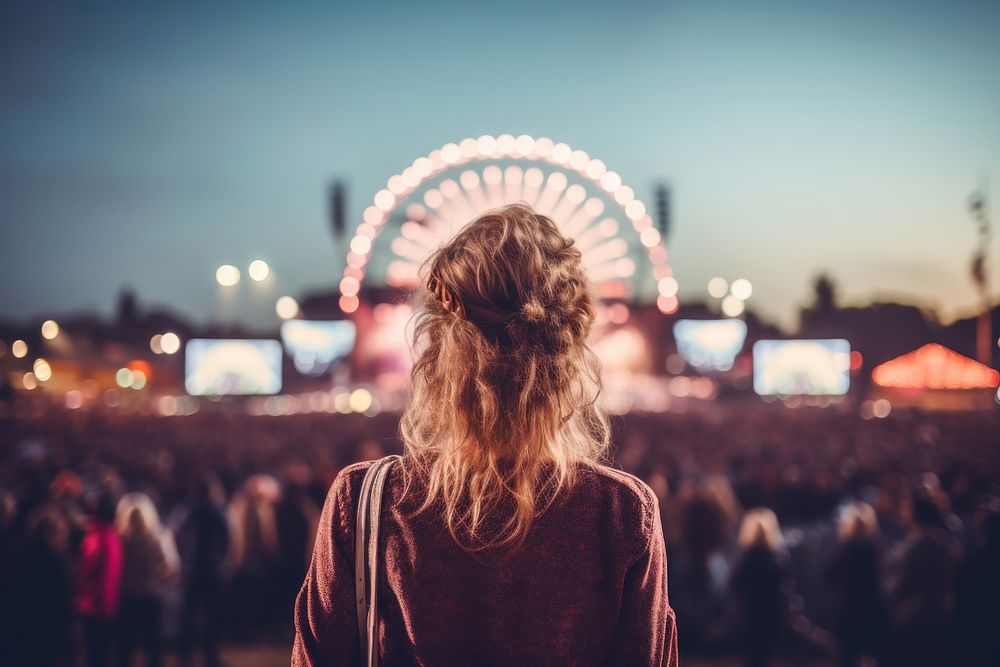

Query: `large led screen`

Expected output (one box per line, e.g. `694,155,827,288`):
280,319,356,376
185,339,283,396
673,319,748,373
753,339,851,396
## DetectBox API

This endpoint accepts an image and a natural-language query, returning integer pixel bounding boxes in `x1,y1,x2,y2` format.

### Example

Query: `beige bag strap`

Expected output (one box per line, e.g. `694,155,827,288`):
355,455,400,667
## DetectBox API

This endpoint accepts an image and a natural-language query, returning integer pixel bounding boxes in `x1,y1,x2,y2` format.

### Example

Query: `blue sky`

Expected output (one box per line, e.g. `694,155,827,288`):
2,0,998,329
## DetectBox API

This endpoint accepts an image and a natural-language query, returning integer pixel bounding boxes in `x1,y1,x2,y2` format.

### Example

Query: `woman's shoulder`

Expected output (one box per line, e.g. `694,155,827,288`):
573,463,660,552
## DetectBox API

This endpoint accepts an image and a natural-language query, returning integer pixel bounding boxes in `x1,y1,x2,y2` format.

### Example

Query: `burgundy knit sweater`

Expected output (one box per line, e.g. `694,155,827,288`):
292,458,679,666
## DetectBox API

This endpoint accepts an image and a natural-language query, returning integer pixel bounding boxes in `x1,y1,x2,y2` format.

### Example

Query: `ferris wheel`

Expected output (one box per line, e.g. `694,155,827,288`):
337,134,679,316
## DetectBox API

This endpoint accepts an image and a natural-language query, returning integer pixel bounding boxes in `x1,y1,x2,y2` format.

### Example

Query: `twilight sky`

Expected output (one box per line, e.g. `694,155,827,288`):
2,0,998,330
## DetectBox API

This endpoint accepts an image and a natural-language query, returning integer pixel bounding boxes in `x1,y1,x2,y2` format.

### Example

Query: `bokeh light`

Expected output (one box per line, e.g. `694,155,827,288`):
160,332,181,355
33,358,52,382
22,372,37,390
276,296,300,320
41,319,59,340
12,339,28,358
216,264,240,287
731,278,753,301
707,277,728,299
150,334,163,354
721,295,745,317
248,259,270,282
115,368,134,388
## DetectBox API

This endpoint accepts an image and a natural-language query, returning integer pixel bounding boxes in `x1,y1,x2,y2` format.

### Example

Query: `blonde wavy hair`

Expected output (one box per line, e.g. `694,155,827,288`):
400,203,611,552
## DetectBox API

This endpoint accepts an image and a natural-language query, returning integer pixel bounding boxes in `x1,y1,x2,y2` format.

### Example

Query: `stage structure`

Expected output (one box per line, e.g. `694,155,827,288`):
336,135,678,315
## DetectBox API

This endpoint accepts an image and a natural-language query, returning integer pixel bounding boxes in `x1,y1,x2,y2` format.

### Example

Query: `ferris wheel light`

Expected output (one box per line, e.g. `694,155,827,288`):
339,295,359,314
585,159,607,180
546,172,568,192
551,143,572,164
584,197,605,217
460,170,480,189
658,277,679,298
413,157,433,178
496,134,515,156
363,206,385,226
515,134,534,156
342,134,678,306
405,203,426,221
373,189,395,211
340,276,360,297
524,167,544,187
441,143,461,164
599,218,619,237
657,295,679,315
483,165,502,185
476,134,497,156
504,165,523,184
459,138,477,158
350,236,372,255
424,189,444,209
615,258,636,277
387,175,406,195
600,171,622,192
614,185,635,206
566,184,586,204
402,167,420,188
625,200,647,221
640,227,661,248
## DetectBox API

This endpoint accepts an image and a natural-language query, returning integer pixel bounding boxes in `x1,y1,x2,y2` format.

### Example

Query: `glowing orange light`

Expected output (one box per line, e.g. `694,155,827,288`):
871,344,1000,389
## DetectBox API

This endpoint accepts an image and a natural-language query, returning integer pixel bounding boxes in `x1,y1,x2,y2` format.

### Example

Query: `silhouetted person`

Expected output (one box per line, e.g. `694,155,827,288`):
12,505,73,667
825,503,889,666
75,493,123,667
116,493,179,667
953,506,1000,667
730,508,785,667
176,473,229,667
886,492,959,667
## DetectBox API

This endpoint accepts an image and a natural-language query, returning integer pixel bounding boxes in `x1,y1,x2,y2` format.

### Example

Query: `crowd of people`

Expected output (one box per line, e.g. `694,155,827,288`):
0,404,997,666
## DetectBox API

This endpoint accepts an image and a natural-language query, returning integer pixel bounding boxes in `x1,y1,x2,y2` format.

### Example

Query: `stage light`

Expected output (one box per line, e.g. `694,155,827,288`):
276,296,299,320
216,265,240,287
33,358,52,382
22,372,37,390
248,260,270,282
12,339,28,358
731,278,753,300
116,368,134,388
721,295,745,317
160,332,181,355
708,277,728,299
41,320,59,340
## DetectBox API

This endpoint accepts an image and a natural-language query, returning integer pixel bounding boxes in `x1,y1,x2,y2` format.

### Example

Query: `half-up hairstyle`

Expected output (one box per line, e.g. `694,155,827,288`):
400,203,611,552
